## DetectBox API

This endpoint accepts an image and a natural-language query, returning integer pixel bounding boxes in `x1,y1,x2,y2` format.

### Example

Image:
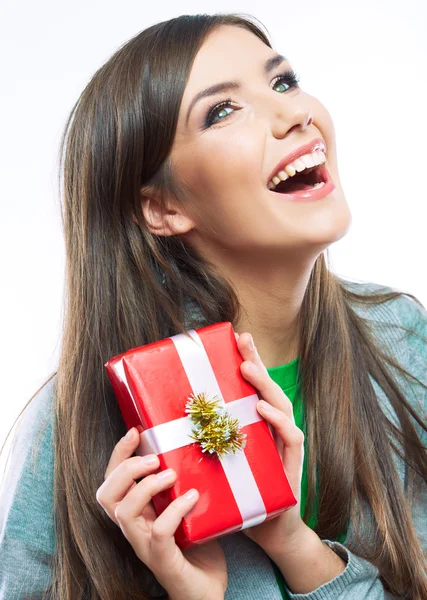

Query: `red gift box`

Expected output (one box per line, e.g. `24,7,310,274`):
105,321,297,549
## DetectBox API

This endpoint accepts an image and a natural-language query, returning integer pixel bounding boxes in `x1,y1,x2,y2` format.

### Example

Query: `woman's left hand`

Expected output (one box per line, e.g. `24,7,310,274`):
234,331,307,556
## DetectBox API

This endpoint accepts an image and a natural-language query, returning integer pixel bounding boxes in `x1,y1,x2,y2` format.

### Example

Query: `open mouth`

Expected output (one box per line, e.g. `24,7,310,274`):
271,164,326,194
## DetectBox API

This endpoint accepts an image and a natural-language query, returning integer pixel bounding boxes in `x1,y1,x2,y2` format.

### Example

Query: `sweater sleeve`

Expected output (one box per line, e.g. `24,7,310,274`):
281,291,427,600
0,377,56,600
282,540,399,599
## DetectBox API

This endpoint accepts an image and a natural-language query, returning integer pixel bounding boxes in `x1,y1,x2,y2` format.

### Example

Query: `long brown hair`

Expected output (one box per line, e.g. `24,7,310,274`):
2,12,427,599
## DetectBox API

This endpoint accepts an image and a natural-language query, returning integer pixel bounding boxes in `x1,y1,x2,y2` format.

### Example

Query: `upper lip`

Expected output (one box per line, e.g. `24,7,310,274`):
267,137,326,185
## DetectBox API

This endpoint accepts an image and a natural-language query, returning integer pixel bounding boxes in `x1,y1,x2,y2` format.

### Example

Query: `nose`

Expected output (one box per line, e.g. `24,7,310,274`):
270,100,313,139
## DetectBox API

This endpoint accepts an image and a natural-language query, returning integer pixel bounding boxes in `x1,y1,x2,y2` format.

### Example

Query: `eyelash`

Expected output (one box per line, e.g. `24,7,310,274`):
202,69,301,130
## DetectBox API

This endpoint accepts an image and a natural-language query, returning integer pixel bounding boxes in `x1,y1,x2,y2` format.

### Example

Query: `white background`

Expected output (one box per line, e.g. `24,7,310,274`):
1,0,426,477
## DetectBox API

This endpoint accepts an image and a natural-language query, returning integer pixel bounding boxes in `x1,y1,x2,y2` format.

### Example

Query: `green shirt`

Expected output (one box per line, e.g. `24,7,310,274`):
266,357,347,598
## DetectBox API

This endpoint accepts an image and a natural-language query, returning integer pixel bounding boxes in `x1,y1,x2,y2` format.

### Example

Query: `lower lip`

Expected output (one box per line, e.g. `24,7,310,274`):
270,164,336,202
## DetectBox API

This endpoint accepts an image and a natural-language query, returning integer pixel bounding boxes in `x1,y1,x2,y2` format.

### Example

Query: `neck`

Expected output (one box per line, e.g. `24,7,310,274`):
222,252,317,369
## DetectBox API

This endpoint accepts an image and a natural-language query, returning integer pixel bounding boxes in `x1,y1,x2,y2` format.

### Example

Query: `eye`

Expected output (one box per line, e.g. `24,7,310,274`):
203,98,237,129
202,69,301,129
271,69,301,93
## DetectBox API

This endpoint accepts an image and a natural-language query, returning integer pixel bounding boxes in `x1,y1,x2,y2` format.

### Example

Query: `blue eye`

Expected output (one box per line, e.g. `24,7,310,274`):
205,103,235,128
203,69,301,129
272,70,301,93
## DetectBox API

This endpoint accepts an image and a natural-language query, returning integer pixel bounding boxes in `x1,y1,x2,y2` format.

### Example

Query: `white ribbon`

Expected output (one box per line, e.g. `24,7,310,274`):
134,329,268,529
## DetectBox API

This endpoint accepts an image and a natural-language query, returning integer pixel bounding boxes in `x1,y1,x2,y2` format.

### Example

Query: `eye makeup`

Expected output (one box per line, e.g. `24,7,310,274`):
202,69,301,130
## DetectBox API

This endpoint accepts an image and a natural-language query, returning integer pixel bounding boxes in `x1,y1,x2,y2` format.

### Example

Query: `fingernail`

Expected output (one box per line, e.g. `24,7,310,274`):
156,468,175,481
258,400,273,412
124,428,134,441
141,454,158,466
248,335,255,351
184,488,198,500
248,361,259,373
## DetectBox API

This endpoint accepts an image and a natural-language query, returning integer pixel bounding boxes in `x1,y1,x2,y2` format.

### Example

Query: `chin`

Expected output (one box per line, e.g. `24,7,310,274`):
304,203,353,248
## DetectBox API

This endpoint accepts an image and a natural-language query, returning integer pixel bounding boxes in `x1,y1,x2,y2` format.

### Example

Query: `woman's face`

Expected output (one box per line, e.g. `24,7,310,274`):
164,25,352,264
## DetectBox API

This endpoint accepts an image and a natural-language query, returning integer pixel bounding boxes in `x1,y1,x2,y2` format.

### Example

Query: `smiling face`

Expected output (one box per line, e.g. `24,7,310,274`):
143,24,352,268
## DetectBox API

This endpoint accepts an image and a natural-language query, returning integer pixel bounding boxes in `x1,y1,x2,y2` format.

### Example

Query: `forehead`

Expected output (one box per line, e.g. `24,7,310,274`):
181,25,273,104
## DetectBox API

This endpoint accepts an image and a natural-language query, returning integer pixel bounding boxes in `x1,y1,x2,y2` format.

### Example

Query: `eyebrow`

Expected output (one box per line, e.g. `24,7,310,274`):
185,53,287,126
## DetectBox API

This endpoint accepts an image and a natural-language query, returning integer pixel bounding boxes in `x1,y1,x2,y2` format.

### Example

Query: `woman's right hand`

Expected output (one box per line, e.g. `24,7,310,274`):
96,427,228,600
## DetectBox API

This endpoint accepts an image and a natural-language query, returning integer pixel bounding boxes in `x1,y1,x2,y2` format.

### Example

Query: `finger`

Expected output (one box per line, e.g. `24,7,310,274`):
116,468,178,521
240,358,294,421
104,427,141,479
257,401,304,446
257,400,304,491
117,483,199,572
234,331,240,341
236,332,262,366
96,454,160,523
149,488,199,560
236,332,294,419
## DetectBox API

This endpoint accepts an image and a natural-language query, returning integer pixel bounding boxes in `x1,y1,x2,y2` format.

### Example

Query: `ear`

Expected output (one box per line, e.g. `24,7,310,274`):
135,188,195,237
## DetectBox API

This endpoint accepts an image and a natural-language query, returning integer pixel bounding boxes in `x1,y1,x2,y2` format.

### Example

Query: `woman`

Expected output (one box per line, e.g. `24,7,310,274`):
0,12,426,600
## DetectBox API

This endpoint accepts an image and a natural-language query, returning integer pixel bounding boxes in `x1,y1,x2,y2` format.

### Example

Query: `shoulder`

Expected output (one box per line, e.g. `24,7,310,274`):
340,277,427,358
340,277,427,421
340,280,427,552
11,374,56,476
0,374,57,555
339,276,426,326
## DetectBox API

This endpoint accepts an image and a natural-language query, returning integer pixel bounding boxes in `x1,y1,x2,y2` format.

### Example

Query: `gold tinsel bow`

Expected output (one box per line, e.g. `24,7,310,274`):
185,392,247,459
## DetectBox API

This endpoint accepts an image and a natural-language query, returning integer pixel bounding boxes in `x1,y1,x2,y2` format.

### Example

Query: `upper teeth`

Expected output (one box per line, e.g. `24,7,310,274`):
267,149,326,190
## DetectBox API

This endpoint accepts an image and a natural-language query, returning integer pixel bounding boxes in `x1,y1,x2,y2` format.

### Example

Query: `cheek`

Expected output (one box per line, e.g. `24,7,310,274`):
173,131,263,227
308,95,338,165
186,156,265,242
194,124,264,197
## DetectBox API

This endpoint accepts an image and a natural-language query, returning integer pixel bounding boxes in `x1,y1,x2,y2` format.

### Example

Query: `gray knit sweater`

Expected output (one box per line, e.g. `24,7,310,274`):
1,280,426,599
